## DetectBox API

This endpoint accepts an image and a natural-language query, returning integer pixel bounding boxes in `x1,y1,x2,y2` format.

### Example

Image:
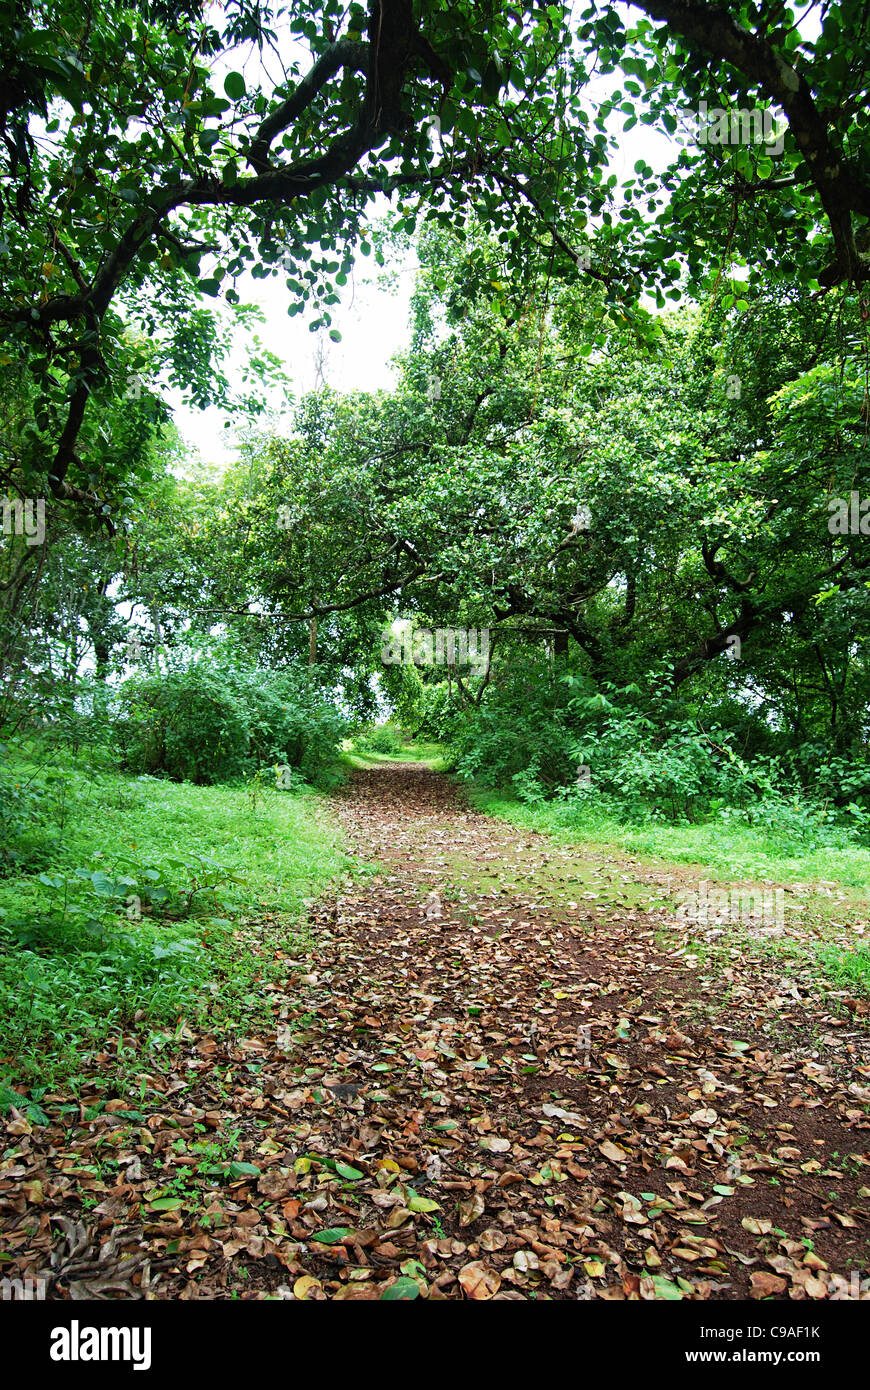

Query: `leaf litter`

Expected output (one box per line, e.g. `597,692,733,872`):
1,765,869,1300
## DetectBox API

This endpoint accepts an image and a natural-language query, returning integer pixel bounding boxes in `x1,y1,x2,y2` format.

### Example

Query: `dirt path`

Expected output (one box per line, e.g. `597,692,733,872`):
3,764,869,1300
288,765,870,1300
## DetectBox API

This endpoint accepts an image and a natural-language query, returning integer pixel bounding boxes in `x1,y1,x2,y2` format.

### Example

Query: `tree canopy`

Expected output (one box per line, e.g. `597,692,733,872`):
2,0,870,525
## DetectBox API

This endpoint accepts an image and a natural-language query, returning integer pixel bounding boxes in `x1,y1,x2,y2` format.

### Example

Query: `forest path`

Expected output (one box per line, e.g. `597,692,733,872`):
8,765,868,1302
279,762,869,1300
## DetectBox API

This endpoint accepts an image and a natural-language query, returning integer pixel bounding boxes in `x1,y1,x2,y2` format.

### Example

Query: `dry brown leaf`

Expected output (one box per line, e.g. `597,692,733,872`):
458,1261,501,1299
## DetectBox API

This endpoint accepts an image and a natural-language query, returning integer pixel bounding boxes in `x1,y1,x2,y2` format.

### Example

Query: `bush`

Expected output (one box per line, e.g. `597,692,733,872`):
234,667,346,786
717,793,840,853
449,674,776,822
117,666,250,783
356,722,404,754
451,702,575,794
411,682,465,742
115,661,346,786
0,753,59,873
566,710,750,822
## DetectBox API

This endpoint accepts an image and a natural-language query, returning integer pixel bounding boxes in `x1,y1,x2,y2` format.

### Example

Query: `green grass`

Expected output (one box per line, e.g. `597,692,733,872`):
0,748,347,1092
471,789,870,891
343,738,449,771
473,787,870,995
815,940,870,991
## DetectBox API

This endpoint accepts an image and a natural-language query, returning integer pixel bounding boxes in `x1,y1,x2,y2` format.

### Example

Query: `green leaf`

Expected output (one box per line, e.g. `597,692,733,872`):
224,72,246,100
408,1195,440,1213
227,1161,260,1178
310,1227,350,1244
380,1276,421,1300
648,1275,683,1300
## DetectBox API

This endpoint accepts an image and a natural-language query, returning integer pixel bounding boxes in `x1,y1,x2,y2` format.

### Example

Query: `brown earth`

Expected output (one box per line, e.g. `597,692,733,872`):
2,763,869,1300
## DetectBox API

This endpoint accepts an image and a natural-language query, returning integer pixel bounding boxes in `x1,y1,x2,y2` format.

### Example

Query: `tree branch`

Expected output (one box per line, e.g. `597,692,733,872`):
247,39,369,174
632,0,870,284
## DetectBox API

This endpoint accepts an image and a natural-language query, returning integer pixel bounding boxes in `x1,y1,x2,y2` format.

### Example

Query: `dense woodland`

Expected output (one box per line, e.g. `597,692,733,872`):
0,0,869,1313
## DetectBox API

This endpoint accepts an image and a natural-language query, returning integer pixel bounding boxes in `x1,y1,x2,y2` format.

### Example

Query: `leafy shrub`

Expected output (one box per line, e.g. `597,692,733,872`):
444,657,577,793
117,666,250,783
565,708,751,822
795,748,870,809
411,682,465,742
231,667,346,787
448,674,816,825
356,722,404,754
0,751,67,874
717,793,840,853
452,704,575,793
115,661,346,786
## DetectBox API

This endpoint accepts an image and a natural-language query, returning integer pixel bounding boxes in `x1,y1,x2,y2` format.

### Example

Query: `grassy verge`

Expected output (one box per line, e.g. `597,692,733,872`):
0,752,347,1098
471,789,870,887
470,788,870,994
342,738,449,771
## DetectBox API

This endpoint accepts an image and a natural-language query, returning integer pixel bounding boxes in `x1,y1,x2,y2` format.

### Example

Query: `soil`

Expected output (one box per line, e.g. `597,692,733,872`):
2,763,868,1300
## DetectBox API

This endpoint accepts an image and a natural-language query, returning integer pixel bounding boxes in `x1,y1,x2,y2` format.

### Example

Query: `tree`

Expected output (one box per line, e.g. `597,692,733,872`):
197,223,867,748
2,0,869,530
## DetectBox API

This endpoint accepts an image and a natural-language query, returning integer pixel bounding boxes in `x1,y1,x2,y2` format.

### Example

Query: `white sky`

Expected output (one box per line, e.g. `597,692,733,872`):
167,0,814,472
168,239,417,469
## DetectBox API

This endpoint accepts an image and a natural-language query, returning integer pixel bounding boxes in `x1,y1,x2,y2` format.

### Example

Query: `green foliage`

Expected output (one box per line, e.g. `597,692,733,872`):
564,698,751,822
0,743,347,1089
117,666,252,784
355,723,405,755
410,682,466,744
452,689,575,798
450,674,751,819
5,0,867,532
0,752,60,873
115,661,346,787
234,666,348,787
447,659,870,848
